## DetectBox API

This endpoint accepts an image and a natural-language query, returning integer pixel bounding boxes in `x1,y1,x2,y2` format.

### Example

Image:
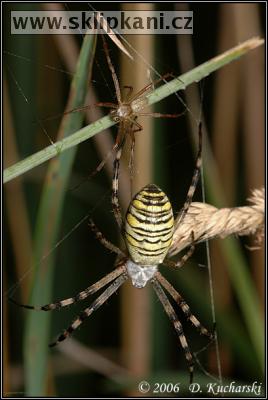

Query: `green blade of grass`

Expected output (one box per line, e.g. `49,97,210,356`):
220,238,264,371
23,34,97,396
3,37,263,184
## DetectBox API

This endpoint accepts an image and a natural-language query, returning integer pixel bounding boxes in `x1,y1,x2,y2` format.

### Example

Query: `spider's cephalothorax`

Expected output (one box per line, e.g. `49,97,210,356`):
125,184,174,288
110,103,133,121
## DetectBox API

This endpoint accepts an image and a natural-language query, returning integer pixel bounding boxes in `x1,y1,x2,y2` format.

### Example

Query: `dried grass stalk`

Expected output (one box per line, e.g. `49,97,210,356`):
169,188,264,256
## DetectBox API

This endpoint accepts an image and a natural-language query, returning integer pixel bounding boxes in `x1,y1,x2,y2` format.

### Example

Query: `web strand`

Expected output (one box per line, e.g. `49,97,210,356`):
197,82,223,386
5,189,111,299
5,64,55,147
201,162,223,387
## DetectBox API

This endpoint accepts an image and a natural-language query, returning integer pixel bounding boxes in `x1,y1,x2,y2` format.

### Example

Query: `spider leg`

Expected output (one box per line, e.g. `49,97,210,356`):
90,143,118,177
123,85,134,101
42,102,118,122
49,273,128,347
176,122,203,226
91,102,118,109
77,112,127,195
129,72,175,102
88,219,124,257
164,232,195,270
125,118,143,135
101,34,122,104
10,263,126,312
155,272,214,340
129,128,136,196
151,277,194,384
138,110,186,118
128,129,136,171
112,138,125,230
70,142,119,192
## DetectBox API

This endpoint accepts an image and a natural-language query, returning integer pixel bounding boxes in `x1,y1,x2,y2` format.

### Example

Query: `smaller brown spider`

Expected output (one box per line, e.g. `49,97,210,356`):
67,34,184,188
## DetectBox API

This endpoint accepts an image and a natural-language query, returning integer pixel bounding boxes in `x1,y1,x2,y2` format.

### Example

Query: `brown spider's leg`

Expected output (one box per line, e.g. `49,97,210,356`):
112,140,125,229
10,263,126,312
163,233,195,270
127,118,143,134
128,128,136,199
155,272,214,340
151,278,194,384
101,34,122,104
110,120,129,229
88,219,124,257
129,72,175,102
128,129,136,173
68,101,118,114
123,85,134,101
49,273,128,347
177,122,203,226
92,102,118,109
163,247,194,269
70,141,121,192
89,142,119,179
138,110,186,118
42,102,117,122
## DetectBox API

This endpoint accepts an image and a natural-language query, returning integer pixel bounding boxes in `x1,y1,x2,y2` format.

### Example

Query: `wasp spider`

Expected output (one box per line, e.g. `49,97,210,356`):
12,123,214,383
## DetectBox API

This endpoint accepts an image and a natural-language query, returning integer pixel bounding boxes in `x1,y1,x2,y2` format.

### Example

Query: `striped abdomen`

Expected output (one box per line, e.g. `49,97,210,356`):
124,184,174,265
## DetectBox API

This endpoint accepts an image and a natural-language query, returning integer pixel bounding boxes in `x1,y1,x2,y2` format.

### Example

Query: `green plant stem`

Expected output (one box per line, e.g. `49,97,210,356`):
221,238,264,371
24,34,97,396
4,37,263,184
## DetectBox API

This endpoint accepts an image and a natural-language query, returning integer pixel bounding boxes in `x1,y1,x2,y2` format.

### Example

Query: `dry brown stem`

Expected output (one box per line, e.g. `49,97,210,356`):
169,188,264,256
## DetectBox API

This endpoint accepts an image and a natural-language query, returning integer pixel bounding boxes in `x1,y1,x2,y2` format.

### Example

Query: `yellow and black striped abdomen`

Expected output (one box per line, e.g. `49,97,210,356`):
124,184,174,265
